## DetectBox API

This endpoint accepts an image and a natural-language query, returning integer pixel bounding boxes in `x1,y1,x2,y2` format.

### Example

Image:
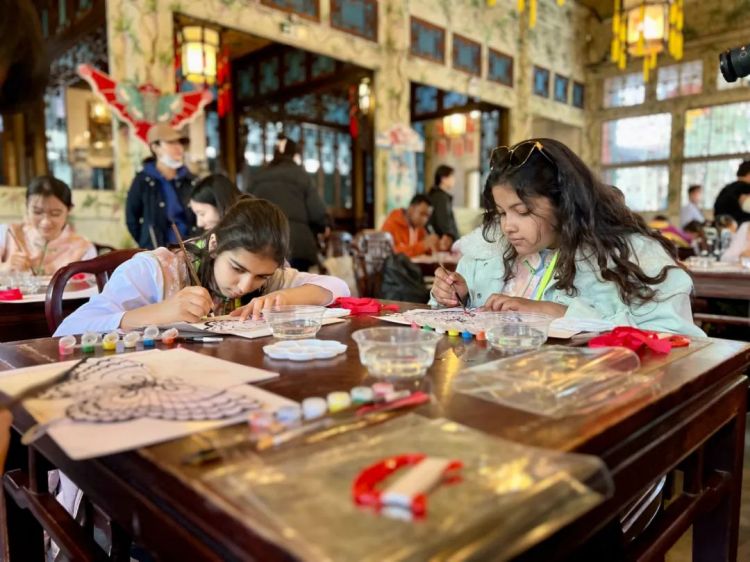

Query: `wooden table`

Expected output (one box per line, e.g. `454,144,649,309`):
0,297,89,343
1,309,748,561
411,254,458,278
688,268,750,300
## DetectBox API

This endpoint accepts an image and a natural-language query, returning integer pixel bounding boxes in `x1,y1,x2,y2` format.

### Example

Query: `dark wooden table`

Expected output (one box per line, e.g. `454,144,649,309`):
0,297,89,343
688,268,750,300
1,308,748,561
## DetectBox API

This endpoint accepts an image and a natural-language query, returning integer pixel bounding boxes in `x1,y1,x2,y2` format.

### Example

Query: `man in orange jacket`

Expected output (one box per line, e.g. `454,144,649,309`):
381,194,440,257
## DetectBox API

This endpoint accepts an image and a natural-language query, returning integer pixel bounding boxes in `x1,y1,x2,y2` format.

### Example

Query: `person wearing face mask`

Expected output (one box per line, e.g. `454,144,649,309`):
0,176,96,274
125,123,196,249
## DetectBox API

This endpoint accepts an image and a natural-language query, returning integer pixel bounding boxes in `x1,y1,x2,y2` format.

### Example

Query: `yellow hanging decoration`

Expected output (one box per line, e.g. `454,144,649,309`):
486,0,497,6
516,0,565,29
612,0,685,82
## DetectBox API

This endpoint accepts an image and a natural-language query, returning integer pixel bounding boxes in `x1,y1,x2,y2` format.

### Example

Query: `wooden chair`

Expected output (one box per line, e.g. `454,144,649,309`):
45,249,142,333
352,230,393,297
324,230,354,258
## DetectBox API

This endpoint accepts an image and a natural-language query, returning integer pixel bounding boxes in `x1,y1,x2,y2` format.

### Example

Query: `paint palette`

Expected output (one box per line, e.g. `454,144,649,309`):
263,339,348,361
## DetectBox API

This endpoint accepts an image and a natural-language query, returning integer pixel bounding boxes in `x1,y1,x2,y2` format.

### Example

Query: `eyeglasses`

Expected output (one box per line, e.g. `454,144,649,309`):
489,140,556,172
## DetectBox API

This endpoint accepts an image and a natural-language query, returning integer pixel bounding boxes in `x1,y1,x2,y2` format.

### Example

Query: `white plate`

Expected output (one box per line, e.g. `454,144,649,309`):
263,339,348,361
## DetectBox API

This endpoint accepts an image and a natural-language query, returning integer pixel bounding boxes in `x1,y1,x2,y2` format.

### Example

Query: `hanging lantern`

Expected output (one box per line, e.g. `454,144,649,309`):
179,25,220,86
511,0,565,29
611,0,684,82
358,77,373,115
443,113,467,138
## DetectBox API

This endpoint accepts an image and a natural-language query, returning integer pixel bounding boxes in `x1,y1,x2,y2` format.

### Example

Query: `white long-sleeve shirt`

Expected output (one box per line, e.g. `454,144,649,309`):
721,222,750,263
54,251,350,336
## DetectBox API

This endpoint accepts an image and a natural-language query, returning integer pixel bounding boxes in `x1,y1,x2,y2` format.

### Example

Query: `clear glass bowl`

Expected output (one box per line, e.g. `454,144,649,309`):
352,327,442,378
480,312,553,355
263,305,326,339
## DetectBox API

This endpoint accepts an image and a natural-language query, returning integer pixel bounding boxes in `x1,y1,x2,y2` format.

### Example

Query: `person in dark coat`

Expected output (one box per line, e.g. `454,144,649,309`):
713,160,750,226
427,164,459,251
248,136,327,271
125,123,196,249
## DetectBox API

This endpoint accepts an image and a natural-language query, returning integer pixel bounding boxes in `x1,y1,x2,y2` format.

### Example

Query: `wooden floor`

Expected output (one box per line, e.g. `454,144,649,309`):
667,413,750,561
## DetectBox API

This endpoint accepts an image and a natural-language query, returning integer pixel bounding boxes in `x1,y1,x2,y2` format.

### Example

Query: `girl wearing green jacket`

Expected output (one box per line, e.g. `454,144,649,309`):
431,138,704,337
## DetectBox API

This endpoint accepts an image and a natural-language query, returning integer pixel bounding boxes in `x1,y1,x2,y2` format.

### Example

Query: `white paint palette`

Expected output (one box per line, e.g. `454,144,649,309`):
263,339,348,361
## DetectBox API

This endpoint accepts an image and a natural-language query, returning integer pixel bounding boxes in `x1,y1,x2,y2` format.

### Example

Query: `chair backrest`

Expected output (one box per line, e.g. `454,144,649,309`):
45,249,142,333
324,230,354,258
352,230,393,297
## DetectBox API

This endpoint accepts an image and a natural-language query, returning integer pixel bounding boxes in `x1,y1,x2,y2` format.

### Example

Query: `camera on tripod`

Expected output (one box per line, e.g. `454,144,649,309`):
720,43,750,82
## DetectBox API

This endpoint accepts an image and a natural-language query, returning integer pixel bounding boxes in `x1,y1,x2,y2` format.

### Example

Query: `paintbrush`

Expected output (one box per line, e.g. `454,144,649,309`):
0,357,88,411
171,223,202,288
6,228,36,276
438,260,468,313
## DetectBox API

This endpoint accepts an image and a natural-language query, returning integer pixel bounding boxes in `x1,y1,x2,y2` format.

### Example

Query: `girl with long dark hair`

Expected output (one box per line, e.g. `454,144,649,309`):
55,198,349,335
431,138,703,336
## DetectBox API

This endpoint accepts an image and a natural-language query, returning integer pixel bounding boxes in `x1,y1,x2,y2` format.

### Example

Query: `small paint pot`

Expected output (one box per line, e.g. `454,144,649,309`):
327,391,351,412
350,386,375,404
102,331,119,351
81,332,100,353
302,397,328,420
58,335,76,356
161,327,179,345
143,325,159,347
123,331,140,349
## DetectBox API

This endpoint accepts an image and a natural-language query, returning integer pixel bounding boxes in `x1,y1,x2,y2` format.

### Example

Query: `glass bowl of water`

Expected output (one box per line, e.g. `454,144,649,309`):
352,327,442,378
264,305,326,339
481,312,553,355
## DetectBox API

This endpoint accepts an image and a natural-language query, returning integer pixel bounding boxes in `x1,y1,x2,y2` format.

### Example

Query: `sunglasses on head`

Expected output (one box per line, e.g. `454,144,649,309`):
489,140,556,172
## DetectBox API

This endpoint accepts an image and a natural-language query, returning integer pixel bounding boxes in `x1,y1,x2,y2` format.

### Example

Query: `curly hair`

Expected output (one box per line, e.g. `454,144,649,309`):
481,138,679,306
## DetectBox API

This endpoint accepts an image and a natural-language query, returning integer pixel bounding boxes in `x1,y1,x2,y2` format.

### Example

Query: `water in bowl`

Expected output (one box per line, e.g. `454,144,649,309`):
486,325,548,354
271,319,322,339
359,344,436,377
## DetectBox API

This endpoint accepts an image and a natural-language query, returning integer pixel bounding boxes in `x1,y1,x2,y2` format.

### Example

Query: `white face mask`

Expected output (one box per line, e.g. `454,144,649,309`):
159,154,183,170
742,197,750,214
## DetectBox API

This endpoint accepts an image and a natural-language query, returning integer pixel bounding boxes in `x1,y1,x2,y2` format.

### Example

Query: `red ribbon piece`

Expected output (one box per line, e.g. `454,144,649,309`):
0,288,23,301
588,326,689,354
332,297,400,316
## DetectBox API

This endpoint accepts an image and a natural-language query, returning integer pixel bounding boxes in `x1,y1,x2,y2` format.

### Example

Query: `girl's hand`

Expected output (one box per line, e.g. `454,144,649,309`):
482,294,567,318
431,268,469,307
8,253,31,272
163,286,214,323
232,290,289,321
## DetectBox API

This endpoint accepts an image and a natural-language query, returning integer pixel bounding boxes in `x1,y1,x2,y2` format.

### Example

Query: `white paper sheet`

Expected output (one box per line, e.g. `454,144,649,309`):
0,348,293,459
0,285,98,304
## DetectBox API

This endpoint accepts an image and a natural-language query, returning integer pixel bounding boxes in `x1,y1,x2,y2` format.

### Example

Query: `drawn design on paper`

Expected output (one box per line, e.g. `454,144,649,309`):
40,357,261,423
390,309,483,332
201,318,269,334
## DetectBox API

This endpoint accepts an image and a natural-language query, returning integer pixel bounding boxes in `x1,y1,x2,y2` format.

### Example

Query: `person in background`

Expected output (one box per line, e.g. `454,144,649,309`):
713,161,750,225
0,0,51,472
381,194,439,257
126,123,196,249
248,136,327,271
680,184,705,228
715,214,738,234
55,198,349,335
647,215,692,248
189,174,246,231
683,220,707,255
721,220,750,262
427,165,459,251
0,176,96,274
431,138,703,336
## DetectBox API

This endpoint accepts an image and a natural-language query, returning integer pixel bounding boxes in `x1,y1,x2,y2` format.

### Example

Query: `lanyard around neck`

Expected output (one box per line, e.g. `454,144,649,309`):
533,251,559,301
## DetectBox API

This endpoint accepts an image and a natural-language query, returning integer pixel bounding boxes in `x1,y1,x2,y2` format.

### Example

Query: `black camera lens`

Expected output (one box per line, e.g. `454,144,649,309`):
719,43,750,83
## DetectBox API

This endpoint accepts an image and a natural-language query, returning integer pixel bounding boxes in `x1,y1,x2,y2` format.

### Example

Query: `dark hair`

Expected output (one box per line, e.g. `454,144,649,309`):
683,220,705,235
0,0,49,112
409,194,433,207
653,215,669,222
270,135,299,165
433,165,454,188
189,198,290,292
26,176,73,209
482,138,679,306
189,174,243,220
715,214,737,229
737,160,750,177
687,184,702,196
